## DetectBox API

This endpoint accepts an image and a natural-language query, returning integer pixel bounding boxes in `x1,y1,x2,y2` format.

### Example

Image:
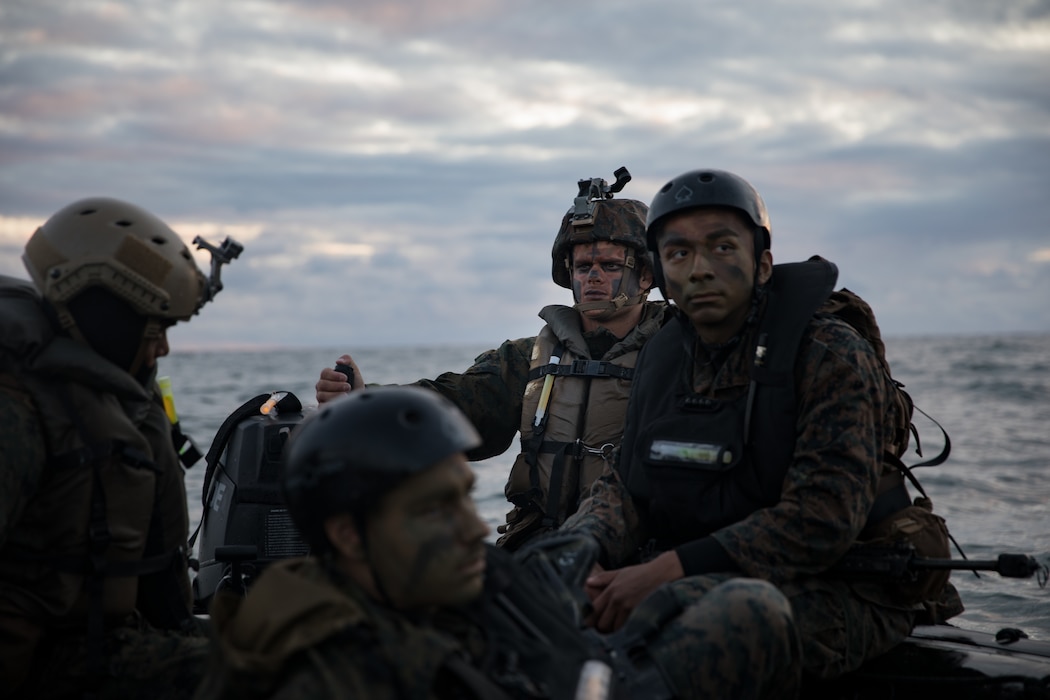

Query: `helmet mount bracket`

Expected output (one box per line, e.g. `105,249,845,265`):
193,236,244,311
571,166,631,227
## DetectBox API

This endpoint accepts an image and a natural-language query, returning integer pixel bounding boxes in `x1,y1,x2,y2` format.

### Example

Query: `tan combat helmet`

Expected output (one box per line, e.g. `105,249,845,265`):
550,167,652,313
23,197,241,369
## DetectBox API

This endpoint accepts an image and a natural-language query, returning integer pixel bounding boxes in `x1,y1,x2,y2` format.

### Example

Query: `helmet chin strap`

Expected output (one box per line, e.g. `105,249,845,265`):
573,289,650,315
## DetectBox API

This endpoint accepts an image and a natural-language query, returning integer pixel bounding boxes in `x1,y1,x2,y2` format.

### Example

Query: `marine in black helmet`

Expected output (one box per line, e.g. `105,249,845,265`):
314,168,671,550
196,385,801,700
0,197,241,699
559,168,962,689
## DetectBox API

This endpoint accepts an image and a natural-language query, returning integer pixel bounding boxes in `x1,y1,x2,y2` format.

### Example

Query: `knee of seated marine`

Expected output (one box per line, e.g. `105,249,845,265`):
711,579,799,654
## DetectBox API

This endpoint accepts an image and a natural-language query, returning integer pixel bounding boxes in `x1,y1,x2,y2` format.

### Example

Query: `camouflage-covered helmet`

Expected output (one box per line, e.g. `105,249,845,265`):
645,168,771,253
23,197,209,334
551,198,651,289
282,386,481,550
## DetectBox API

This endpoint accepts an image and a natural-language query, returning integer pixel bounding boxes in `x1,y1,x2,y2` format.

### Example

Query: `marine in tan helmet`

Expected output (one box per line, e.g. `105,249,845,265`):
314,167,671,550
0,197,241,699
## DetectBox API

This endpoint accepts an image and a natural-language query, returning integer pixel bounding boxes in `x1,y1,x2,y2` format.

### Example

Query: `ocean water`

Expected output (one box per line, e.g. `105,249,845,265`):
161,332,1050,639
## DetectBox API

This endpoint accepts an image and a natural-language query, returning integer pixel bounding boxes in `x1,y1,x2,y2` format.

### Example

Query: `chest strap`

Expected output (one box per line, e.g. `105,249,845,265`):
4,546,186,578
48,440,157,473
528,360,634,381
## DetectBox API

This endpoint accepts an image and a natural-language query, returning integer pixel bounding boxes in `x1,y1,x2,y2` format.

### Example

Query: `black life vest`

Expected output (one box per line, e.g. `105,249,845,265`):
621,259,839,544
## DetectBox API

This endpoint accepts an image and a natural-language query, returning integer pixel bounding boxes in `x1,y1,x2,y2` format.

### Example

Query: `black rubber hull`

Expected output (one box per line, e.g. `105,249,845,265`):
808,624,1050,699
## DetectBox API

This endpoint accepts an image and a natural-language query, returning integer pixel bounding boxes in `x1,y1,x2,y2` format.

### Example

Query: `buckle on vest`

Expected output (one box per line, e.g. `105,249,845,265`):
571,359,603,376
573,439,616,461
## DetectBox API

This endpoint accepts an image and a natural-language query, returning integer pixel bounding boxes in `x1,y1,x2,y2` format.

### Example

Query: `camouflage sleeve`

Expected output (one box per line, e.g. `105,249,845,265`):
560,457,645,568
0,383,47,545
412,337,535,461
711,317,887,585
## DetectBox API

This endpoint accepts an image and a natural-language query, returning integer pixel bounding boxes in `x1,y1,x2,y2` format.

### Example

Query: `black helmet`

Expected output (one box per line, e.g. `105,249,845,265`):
282,386,481,550
646,169,770,250
645,169,771,293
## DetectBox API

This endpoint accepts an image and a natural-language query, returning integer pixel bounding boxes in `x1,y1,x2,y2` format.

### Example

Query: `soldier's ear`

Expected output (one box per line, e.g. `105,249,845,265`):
757,249,773,285
324,513,365,561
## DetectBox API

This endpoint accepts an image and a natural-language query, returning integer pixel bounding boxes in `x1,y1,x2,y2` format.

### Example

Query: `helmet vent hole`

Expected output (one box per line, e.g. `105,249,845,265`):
115,219,133,227
151,236,167,245
79,208,98,216
401,408,423,426
699,173,714,183
659,183,672,193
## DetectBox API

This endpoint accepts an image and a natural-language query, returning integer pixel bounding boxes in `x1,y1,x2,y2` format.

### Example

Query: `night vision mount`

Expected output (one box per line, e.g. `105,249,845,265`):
193,235,244,310
571,166,632,227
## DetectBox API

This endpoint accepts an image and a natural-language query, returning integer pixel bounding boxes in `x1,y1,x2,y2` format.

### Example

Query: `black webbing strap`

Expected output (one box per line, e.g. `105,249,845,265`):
5,546,185,577
861,468,912,535
199,392,303,507
528,359,634,381
48,441,156,472
906,404,952,468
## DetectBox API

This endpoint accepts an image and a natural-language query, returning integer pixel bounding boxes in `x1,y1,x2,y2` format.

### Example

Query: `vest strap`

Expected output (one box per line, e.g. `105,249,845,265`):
528,360,634,381
5,546,186,577
48,440,157,472
861,469,912,536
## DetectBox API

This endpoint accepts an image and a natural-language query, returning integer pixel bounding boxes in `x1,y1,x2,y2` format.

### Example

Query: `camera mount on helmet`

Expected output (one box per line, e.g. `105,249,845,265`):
193,235,244,310
571,166,632,227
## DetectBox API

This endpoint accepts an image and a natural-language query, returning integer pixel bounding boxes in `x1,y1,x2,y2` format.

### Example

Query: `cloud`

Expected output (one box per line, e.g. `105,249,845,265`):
1,0,1048,346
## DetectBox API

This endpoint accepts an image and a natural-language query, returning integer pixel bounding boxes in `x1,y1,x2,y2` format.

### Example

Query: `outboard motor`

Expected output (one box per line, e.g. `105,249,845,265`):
191,391,310,613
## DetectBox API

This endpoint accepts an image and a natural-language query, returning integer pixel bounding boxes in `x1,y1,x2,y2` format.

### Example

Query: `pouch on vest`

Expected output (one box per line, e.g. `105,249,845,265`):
856,496,951,605
640,399,746,538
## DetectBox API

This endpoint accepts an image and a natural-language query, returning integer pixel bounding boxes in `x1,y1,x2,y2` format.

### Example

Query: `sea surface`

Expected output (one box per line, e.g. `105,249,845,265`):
161,332,1050,639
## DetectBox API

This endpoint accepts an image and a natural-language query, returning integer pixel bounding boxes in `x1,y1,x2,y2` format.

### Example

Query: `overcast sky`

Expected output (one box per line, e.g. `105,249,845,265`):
2,0,1048,350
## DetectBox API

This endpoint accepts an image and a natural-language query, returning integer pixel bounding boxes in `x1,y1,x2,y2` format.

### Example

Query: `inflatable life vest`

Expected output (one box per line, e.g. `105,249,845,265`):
0,276,193,686
191,391,309,613
499,303,666,549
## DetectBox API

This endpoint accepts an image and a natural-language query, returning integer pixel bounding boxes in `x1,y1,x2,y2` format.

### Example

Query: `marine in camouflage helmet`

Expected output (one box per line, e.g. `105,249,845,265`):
551,169,653,318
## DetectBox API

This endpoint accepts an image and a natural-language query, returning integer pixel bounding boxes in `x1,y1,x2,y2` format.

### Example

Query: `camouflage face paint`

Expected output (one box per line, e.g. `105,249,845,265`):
570,241,632,307
365,456,488,610
656,210,758,343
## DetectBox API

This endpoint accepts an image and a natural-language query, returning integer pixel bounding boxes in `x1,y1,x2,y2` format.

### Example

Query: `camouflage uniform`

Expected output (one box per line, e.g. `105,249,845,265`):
407,301,668,546
563,291,962,681
0,276,209,699
196,544,800,699
410,335,535,461
194,557,464,699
